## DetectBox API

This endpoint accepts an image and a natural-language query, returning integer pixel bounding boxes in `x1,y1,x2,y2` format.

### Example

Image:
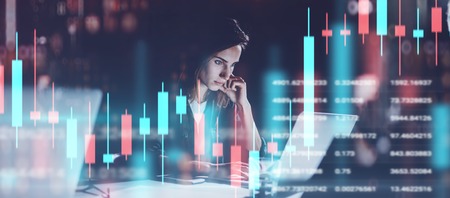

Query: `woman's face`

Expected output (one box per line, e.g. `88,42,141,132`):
199,45,242,91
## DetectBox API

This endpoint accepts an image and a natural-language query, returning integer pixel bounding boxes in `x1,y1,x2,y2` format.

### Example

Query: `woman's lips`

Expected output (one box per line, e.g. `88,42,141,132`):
214,81,225,85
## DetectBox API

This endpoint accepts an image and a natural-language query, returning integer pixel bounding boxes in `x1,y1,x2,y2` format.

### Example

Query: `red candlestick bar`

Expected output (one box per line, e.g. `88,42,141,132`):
431,0,442,66
267,134,278,162
358,0,370,44
230,105,241,187
212,117,223,170
194,113,205,169
121,109,132,160
30,29,40,125
85,102,95,178
194,79,206,169
230,145,241,187
212,143,223,169
340,13,351,46
322,13,333,55
395,0,406,76
85,134,96,178
48,82,59,148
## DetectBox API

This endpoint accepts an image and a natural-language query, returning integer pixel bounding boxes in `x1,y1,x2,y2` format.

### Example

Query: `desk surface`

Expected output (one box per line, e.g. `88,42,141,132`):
74,180,255,198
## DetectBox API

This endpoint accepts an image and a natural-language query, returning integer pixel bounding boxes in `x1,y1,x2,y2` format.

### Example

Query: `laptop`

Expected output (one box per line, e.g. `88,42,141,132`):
262,112,358,182
0,87,102,198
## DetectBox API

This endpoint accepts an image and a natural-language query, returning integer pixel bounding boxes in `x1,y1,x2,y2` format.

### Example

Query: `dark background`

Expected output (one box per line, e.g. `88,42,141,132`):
1,0,450,197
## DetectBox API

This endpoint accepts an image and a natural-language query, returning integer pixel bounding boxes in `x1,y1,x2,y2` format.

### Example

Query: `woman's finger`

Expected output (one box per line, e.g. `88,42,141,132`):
218,85,228,94
230,80,246,91
229,75,242,81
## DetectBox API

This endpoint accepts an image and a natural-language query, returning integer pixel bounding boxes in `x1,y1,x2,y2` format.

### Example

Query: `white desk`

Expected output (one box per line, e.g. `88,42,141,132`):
75,180,254,198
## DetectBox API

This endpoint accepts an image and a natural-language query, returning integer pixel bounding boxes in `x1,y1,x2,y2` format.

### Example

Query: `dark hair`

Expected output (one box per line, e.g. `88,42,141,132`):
182,17,249,108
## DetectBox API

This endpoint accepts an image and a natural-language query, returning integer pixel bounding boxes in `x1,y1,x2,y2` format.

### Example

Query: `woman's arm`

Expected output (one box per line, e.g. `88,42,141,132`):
236,101,262,151
219,75,262,151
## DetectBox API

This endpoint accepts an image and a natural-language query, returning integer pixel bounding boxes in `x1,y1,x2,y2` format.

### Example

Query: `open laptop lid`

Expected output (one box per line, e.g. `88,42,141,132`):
0,87,102,198
271,112,358,182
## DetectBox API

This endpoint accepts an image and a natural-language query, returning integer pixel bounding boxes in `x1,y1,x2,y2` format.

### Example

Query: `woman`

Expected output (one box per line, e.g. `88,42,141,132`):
166,17,264,179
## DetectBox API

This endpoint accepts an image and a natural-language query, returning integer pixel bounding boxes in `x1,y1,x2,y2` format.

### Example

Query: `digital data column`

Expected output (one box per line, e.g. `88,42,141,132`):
432,104,450,169
331,4,355,183
67,107,77,169
12,32,23,148
304,8,315,158
139,103,150,161
376,0,388,56
332,13,355,115
158,82,169,183
262,45,287,165
432,104,450,198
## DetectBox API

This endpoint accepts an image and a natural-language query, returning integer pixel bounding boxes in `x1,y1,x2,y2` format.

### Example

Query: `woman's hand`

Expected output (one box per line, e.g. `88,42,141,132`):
219,74,262,151
218,74,249,106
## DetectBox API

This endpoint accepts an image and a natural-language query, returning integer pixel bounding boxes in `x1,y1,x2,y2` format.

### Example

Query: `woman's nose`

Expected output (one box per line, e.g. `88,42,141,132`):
220,66,232,79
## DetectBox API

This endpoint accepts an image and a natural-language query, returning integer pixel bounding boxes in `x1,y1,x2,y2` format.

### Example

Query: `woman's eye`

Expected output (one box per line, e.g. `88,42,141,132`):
214,60,223,65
